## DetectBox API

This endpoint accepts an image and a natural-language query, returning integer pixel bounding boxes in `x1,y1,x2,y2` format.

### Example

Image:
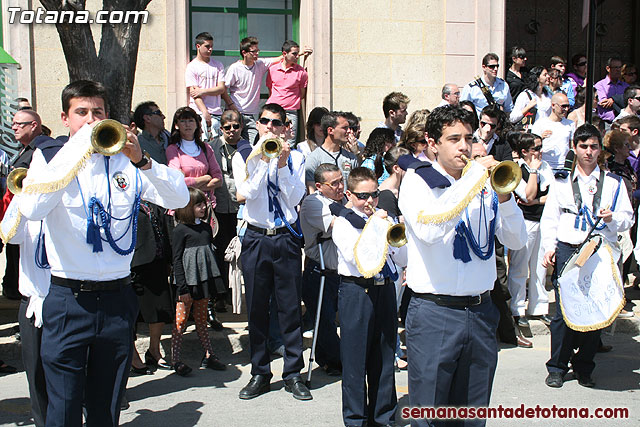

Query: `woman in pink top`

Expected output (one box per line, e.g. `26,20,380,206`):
167,107,223,208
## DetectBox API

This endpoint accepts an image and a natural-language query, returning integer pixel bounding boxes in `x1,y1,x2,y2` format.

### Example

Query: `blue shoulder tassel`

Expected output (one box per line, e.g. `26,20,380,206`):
453,221,472,263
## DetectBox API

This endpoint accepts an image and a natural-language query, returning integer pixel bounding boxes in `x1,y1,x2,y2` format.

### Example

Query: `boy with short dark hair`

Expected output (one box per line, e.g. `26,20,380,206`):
332,167,406,427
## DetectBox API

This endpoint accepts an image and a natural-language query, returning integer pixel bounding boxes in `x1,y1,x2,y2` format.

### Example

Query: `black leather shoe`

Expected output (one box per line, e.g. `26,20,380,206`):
130,364,153,375
284,375,313,401
239,374,272,400
201,354,227,371
545,372,564,388
574,372,595,388
532,314,552,326
516,316,530,328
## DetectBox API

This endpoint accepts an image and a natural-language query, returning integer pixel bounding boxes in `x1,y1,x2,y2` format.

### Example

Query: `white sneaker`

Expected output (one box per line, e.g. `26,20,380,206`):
617,309,634,318
302,330,313,339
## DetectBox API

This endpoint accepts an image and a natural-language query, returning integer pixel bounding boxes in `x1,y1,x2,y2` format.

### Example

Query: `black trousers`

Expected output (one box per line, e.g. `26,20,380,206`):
213,212,237,291
546,242,601,376
19,298,48,427
338,278,397,427
240,228,304,379
301,258,341,368
406,295,500,427
2,243,20,298
41,283,138,427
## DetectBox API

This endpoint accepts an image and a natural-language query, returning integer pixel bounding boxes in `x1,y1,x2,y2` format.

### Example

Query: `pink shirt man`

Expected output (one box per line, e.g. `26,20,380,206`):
185,58,226,115
266,60,308,111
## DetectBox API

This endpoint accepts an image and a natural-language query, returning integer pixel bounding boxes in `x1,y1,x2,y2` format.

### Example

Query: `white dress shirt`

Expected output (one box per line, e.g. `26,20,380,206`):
398,162,527,296
7,195,51,327
529,117,575,169
332,208,407,278
540,166,633,255
19,149,189,281
237,149,305,228
299,192,342,271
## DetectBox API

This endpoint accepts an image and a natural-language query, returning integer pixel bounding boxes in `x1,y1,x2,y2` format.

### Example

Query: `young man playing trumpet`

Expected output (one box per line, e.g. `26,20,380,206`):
332,167,407,427
237,103,311,401
398,106,526,426
17,80,189,426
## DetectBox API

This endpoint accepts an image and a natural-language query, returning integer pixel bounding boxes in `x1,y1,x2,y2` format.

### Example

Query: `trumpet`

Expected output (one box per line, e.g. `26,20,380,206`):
7,167,28,195
261,137,283,159
91,119,128,156
367,203,407,247
461,155,522,195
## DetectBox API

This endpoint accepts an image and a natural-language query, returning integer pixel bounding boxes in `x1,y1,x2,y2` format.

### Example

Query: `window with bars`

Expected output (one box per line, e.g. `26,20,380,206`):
188,0,300,100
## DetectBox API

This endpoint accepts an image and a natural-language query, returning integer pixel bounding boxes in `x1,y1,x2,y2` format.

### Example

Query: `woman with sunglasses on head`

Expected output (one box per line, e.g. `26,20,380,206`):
510,66,553,129
507,132,553,331
566,54,588,92
621,64,638,85
399,109,433,161
167,106,226,327
506,46,528,100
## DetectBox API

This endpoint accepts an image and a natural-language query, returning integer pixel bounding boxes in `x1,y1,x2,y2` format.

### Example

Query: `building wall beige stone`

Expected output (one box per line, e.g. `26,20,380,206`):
331,0,446,138
28,0,168,137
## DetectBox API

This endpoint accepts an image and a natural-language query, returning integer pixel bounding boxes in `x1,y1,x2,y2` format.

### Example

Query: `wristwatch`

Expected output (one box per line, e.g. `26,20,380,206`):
131,152,150,169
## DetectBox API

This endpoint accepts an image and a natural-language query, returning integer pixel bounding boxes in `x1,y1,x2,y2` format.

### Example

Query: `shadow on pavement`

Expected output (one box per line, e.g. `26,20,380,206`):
0,397,34,426
121,401,203,426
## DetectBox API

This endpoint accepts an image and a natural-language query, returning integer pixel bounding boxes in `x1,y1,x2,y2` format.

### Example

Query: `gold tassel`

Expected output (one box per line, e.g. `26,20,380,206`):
22,147,93,195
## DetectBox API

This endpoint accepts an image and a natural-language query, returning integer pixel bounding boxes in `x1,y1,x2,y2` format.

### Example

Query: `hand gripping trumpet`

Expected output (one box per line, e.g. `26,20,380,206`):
91,119,128,156
367,203,407,247
461,155,522,195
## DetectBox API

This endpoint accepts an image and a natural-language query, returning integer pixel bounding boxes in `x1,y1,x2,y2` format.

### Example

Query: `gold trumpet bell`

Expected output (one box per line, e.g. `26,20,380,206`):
387,223,407,247
261,137,283,159
91,119,128,156
490,160,522,195
7,167,28,195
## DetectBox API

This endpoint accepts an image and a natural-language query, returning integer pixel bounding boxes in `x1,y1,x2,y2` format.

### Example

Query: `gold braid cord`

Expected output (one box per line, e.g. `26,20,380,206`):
22,146,93,194
417,169,489,225
0,205,22,244
558,244,626,332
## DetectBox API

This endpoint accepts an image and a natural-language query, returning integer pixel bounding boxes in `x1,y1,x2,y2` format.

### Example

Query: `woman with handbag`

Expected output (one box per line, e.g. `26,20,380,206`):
510,66,553,129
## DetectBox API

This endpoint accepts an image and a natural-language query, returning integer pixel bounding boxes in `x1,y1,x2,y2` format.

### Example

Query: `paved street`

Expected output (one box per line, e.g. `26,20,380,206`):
1,246,639,426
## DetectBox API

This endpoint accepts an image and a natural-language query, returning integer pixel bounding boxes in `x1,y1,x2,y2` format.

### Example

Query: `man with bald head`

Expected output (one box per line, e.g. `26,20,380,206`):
438,83,460,108
11,109,48,168
530,93,576,170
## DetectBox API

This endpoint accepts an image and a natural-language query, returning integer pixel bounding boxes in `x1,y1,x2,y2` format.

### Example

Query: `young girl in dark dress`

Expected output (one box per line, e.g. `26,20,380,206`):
171,188,226,376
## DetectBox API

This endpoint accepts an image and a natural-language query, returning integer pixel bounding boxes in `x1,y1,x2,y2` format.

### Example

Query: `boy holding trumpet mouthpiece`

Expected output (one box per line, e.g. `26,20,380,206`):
398,106,526,426
332,167,407,427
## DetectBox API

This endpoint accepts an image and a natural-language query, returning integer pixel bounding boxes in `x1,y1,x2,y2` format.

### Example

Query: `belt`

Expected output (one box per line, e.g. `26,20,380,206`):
558,241,580,249
414,290,491,308
341,276,390,287
51,275,131,292
247,223,291,236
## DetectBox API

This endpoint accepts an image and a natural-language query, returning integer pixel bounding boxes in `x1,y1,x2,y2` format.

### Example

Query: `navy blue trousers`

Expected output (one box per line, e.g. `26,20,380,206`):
40,283,138,427
546,242,601,376
338,278,397,427
19,298,47,426
302,258,341,368
240,228,304,379
406,295,499,427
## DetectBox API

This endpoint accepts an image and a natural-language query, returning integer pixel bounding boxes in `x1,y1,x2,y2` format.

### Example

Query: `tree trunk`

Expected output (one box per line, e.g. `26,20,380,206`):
39,0,151,123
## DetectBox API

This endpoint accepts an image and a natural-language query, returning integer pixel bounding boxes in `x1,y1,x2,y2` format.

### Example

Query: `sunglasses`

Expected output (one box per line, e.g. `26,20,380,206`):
480,120,497,129
222,123,241,131
556,104,571,109
530,145,543,152
11,121,34,127
485,64,500,70
352,190,380,200
258,117,284,127
146,110,163,116
576,61,587,67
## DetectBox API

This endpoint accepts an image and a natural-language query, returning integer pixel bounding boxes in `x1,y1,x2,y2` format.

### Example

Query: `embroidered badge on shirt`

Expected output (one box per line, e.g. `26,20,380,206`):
112,172,129,191
587,183,597,195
